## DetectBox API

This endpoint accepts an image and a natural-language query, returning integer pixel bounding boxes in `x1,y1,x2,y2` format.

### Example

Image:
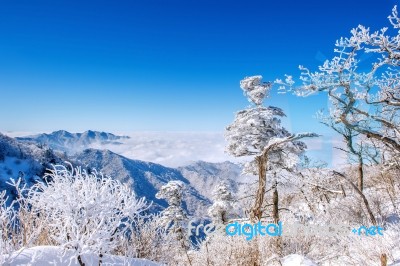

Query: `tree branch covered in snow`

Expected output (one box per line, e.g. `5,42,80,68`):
280,6,400,154
24,164,147,258
240,75,272,106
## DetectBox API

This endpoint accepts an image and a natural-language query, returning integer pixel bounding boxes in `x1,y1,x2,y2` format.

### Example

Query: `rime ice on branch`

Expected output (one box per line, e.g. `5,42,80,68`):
277,5,400,154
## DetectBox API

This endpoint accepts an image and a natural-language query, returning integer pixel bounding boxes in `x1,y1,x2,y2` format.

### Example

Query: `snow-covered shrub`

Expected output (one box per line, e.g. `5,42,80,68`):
189,233,257,266
0,190,19,264
344,223,400,265
119,214,176,264
23,164,147,259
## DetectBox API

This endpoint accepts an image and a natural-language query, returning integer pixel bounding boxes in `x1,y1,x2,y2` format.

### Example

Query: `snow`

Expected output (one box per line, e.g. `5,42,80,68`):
2,246,160,266
240,75,272,106
0,157,31,183
156,180,187,229
389,259,400,266
281,254,318,266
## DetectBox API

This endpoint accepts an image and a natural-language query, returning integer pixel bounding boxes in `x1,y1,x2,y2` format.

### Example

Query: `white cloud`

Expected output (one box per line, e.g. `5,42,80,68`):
96,132,348,168
2,131,44,138
90,132,237,167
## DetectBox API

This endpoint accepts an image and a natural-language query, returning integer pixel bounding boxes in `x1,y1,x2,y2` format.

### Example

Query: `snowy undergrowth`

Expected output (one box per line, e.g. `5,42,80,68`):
0,164,158,265
2,246,160,266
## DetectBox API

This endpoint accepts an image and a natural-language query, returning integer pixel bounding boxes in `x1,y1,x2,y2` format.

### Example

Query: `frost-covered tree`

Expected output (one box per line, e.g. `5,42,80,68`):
280,1,400,216
155,180,193,265
273,7,400,265
24,164,147,265
225,76,318,221
156,180,187,234
208,182,235,224
277,6,400,157
318,112,368,191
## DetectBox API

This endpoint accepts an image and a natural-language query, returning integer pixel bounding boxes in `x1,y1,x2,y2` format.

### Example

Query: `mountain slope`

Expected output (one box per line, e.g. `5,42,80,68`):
74,149,211,215
0,133,64,202
178,160,248,200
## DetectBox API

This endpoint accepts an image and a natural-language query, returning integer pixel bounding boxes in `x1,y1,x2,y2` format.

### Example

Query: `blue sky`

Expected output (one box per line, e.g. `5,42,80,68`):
0,0,396,135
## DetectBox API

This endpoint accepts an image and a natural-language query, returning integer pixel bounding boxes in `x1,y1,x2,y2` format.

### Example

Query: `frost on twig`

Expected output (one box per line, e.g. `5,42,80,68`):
24,164,148,257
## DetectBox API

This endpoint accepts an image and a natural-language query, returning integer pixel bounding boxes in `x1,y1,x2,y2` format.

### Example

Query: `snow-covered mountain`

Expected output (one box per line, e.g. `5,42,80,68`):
17,130,129,153
1,131,247,216
0,133,65,202
74,148,211,215
178,161,242,199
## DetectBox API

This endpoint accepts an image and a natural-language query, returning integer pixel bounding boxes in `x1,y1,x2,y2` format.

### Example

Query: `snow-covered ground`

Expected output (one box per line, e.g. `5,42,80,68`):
0,247,321,266
0,156,38,183
281,254,318,266
1,246,160,266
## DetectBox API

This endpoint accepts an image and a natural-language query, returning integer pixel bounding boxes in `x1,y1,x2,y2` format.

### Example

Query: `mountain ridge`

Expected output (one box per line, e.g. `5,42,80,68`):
74,148,211,215
16,130,130,153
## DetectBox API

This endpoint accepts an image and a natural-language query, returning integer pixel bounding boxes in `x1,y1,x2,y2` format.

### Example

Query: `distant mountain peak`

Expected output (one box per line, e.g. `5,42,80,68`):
16,130,130,154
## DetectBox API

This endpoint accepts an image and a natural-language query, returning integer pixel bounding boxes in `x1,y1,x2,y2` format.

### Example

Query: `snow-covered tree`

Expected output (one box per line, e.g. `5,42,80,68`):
156,180,187,233
24,164,147,265
155,180,193,265
225,75,318,221
278,6,400,157
208,182,235,224
273,7,400,265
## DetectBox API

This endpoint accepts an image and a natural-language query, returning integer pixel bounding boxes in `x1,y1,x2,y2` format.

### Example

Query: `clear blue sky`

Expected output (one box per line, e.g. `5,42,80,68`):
0,0,396,134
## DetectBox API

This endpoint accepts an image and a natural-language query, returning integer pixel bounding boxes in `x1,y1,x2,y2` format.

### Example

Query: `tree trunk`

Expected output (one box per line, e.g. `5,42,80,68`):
357,156,365,222
251,155,267,221
249,155,265,266
272,180,279,223
381,253,387,266
340,184,346,197
77,255,85,266
333,171,386,265
357,156,364,192
99,253,103,266
272,180,282,256
334,171,377,225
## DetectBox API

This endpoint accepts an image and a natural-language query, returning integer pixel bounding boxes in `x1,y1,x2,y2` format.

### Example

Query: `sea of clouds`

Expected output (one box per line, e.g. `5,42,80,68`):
91,131,347,168
4,131,346,168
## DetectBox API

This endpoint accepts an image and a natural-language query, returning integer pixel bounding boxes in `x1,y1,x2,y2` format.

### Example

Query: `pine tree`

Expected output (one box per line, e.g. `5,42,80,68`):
225,76,318,221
